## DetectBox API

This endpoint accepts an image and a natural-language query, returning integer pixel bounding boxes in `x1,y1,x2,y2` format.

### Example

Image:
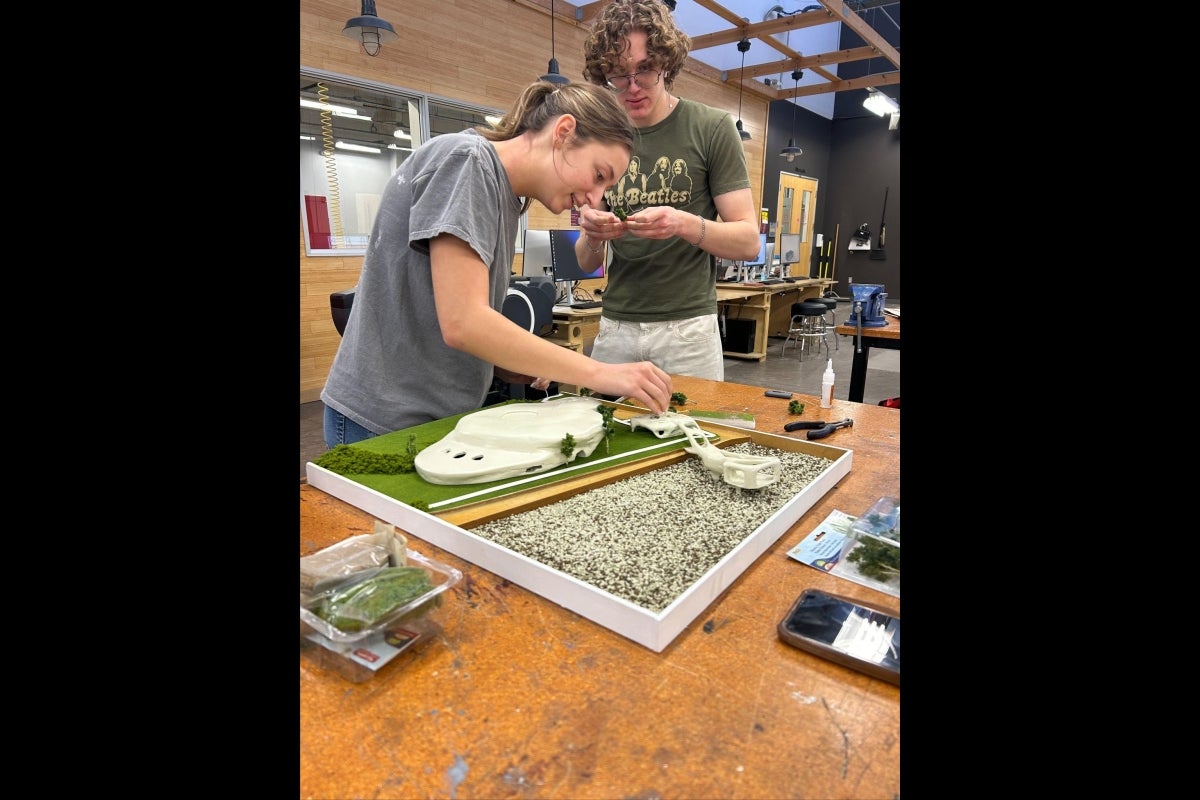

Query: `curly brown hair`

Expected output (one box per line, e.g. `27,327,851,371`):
582,0,691,91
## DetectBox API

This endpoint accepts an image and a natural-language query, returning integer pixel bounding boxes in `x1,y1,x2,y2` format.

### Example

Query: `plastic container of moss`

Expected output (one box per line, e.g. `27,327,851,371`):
300,536,461,646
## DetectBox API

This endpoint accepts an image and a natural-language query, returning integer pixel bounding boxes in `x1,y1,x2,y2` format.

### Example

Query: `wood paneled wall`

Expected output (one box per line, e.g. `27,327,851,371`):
300,0,769,403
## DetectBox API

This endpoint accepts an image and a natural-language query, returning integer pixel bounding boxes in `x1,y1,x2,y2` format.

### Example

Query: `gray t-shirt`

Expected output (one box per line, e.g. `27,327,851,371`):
321,129,522,435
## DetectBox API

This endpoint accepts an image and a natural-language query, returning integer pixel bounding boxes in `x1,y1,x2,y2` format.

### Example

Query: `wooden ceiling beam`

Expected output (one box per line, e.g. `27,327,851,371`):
781,70,899,99
688,9,836,51
729,45,881,80
815,0,900,68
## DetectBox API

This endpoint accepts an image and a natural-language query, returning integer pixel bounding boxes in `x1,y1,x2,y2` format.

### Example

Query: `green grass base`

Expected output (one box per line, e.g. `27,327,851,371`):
311,399,719,513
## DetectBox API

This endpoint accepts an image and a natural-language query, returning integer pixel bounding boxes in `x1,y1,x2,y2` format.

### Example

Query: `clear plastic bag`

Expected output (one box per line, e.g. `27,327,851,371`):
299,522,462,645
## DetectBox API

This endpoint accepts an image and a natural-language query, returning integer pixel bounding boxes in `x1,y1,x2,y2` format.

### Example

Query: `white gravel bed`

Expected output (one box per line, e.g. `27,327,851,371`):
469,443,832,611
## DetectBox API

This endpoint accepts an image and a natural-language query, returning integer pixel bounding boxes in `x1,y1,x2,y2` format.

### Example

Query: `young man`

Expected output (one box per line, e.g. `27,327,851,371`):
576,0,762,380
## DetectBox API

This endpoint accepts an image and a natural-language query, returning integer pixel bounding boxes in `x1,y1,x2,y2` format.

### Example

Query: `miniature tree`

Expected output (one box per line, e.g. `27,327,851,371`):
595,404,617,453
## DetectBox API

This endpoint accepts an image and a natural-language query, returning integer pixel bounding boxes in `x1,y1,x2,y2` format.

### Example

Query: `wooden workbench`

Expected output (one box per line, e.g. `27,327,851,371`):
545,305,602,392
544,282,832,365
300,375,900,799
718,279,833,360
546,304,602,350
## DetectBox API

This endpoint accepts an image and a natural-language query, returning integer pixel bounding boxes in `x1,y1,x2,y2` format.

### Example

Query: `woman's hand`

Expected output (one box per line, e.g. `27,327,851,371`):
578,203,627,244
592,361,673,415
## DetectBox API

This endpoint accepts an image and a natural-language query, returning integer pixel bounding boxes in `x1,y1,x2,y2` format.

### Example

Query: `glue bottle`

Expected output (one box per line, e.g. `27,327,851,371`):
820,359,835,408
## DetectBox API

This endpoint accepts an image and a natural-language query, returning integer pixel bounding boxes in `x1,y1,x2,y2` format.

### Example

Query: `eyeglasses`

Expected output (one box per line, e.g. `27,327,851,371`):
606,68,661,93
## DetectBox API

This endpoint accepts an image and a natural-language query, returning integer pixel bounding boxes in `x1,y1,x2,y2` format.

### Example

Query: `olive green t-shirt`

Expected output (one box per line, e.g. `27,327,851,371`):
601,98,751,322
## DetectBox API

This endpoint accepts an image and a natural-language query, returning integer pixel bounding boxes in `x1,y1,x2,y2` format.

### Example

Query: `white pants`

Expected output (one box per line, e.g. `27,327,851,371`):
590,313,725,381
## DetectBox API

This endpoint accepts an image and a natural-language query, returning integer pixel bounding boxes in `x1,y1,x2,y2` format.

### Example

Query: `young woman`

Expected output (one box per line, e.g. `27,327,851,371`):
576,0,762,381
321,80,673,447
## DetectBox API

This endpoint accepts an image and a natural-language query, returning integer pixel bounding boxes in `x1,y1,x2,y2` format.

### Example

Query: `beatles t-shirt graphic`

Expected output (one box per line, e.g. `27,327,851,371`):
609,153,692,217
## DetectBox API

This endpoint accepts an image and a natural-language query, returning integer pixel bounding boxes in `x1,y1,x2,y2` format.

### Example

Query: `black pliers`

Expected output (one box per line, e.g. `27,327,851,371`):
784,418,854,440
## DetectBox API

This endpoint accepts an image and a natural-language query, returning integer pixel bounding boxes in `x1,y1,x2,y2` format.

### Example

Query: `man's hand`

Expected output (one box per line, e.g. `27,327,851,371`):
620,206,683,240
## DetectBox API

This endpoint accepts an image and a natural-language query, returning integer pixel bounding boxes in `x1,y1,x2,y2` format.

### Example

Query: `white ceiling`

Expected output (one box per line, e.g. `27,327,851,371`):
563,1,900,120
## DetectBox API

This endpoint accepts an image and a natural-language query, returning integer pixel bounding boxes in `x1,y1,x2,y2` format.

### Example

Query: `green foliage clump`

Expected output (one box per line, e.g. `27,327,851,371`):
405,434,419,456
846,539,900,581
670,392,688,406
578,388,594,397
788,400,806,415
313,444,416,476
408,499,430,512
595,404,617,453
312,566,434,632
613,206,628,221
560,433,576,458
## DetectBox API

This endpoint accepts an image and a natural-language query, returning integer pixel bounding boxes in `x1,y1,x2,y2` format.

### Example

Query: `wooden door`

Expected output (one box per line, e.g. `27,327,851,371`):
777,173,819,278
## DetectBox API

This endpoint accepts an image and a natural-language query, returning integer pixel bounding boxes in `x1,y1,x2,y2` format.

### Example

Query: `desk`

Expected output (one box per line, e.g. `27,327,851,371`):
835,314,901,403
301,375,900,799
717,280,833,360
547,304,601,350
764,278,834,339
546,305,602,392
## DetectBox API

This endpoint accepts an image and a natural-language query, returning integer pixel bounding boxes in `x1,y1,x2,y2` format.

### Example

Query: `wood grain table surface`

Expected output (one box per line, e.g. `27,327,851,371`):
300,375,900,800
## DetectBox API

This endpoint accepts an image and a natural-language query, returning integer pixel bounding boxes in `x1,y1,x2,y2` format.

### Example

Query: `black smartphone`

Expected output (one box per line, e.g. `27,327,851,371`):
778,588,900,685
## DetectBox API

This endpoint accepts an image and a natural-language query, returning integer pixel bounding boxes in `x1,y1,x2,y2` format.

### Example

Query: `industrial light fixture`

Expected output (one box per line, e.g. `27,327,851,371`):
342,1,397,57
778,69,804,162
539,2,570,85
335,141,382,154
734,37,751,141
863,87,899,117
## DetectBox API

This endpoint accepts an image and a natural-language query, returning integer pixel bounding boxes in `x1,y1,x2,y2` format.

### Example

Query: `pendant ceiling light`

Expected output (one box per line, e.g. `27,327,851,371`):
734,37,751,141
779,69,804,162
539,2,570,85
342,0,397,57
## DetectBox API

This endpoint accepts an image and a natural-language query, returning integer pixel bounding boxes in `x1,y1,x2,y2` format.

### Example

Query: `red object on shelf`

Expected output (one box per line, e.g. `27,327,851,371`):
878,397,900,409
305,195,332,249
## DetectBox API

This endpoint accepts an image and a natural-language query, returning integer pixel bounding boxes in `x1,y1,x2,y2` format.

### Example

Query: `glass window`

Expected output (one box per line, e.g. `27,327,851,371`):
300,69,503,256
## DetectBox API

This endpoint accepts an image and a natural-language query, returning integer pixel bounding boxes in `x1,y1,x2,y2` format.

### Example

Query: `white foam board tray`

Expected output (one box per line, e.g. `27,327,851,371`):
307,432,851,652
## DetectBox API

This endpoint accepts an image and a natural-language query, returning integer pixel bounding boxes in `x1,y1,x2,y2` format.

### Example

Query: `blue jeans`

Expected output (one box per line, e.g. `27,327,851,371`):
323,405,377,449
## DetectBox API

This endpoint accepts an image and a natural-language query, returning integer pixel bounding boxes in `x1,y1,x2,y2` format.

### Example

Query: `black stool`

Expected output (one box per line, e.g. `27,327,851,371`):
808,296,838,350
781,301,830,361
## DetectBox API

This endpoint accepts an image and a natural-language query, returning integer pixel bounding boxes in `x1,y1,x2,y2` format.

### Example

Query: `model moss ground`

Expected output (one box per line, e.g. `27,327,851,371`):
310,399,719,512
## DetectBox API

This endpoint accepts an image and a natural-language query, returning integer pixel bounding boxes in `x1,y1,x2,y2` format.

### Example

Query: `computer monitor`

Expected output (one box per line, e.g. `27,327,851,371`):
778,233,801,266
550,229,604,283
747,233,769,265
521,229,553,277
